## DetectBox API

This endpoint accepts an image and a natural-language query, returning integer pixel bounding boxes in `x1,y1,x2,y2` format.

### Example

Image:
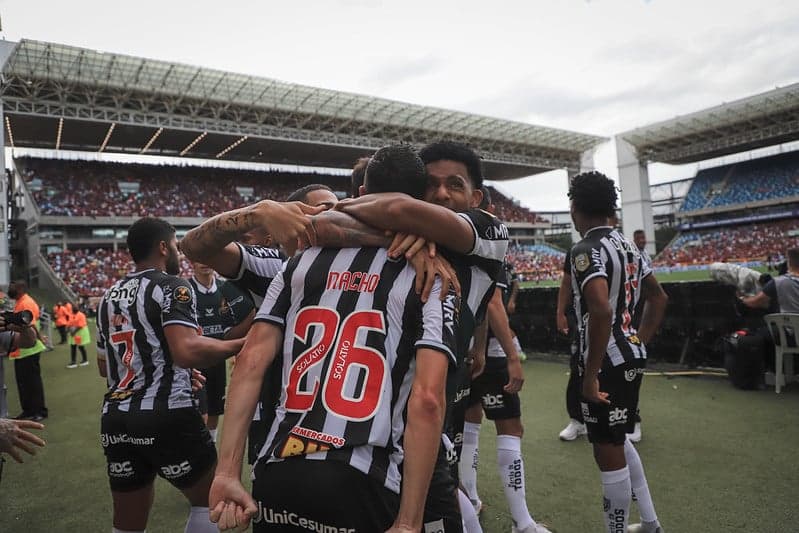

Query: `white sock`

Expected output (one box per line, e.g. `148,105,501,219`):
184,506,216,533
512,336,523,353
458,488,484,533
209,428,218,443
624,439,658,523
496,434,535,530
459,421,481,504
113,529,145,533
600,466,631,533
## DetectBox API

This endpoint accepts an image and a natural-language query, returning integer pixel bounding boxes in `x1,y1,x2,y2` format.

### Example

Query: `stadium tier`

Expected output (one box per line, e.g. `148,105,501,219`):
654,218,799,267
680,151,799,212
20,158,350,218
507,243,566,283
485,186,547,223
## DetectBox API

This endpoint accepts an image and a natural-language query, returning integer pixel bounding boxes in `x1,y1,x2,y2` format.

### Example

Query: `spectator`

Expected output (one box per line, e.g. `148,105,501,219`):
66,304,91,369
741,248,799,313
8,281,49,421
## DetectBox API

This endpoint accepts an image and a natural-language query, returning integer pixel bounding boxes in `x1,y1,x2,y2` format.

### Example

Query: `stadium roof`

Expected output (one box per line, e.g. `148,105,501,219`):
0,39,606,178
620,82,799,164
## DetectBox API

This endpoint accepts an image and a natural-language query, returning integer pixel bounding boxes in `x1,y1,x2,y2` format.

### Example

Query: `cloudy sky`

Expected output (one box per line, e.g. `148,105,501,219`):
2,0,798,210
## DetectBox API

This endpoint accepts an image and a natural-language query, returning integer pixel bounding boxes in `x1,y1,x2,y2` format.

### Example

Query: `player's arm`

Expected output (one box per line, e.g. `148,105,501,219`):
486,288,524,393
636,274,668,345
582,277,612,405
337,193,477,254
741,281,773,310
165,325,245,369
507,276,520,314
310,209,393,249
210,321,282,531
556,271,572,335
180,200,321,276
389,347,448,533
223,308,255,340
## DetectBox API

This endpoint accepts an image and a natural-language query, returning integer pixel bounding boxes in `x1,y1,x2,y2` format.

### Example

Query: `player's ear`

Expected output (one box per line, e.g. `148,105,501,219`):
471,187,483,209
158,240,168,257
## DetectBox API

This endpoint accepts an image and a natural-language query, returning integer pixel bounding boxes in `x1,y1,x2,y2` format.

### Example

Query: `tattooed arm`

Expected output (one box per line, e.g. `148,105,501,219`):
180,200,321,277
310,210,393,249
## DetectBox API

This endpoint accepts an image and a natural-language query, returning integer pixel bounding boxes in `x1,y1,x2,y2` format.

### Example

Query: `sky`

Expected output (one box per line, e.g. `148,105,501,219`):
2,0,798,210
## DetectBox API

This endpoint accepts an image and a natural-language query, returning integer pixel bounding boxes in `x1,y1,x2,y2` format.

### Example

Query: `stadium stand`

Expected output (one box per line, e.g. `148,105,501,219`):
654,219,799,267
486,186,547,223
20,158,350,218
48,248,193,298
507,243,566,283
680,151,799,212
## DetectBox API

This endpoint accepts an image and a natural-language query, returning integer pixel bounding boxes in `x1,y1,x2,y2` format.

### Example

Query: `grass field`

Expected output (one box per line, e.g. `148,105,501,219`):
520,269,715,289
2,343,798,532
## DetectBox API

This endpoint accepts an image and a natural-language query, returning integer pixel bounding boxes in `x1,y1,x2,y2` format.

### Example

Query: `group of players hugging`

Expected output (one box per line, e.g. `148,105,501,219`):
95,141,668,533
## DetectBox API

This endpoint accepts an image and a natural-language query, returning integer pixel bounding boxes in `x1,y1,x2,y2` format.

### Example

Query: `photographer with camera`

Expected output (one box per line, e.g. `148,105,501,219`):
0,303,41,420
7,281,49,421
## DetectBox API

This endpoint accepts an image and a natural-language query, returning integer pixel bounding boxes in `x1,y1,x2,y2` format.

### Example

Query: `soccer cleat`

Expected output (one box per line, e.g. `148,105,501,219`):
628,521,664,532
628,422,642,443
512,524,552,533
66,363,78,369
79,361,90,367
558,419,587,441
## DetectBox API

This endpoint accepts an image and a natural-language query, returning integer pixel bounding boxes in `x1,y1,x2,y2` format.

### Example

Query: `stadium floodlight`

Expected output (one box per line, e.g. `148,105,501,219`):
55,117,64,150
140,127,164,154
98,123,116,152
180,131,208,156
4,116,14,148
216,135,248,159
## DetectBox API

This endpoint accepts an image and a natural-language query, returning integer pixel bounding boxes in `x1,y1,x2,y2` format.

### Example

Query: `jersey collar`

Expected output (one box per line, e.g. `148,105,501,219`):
192,276,218,294
585,225,613,236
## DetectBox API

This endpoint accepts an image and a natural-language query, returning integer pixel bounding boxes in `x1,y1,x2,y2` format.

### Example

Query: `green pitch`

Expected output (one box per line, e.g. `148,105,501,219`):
2,344,797,532
521,269,715,289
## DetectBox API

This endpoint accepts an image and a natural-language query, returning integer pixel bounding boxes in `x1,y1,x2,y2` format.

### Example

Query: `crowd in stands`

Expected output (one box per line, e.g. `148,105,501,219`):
486,186,547,224
21,158,349,218
680,151,799,212
48,248,193,298
654,218,799,267
506,243,566,283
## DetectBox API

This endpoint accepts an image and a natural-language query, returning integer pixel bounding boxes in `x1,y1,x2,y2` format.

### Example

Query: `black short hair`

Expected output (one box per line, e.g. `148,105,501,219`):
286,183,333,203
351,157,370,198
126,217,175,263
419,141,484,190
364,144,427,199
479,186,492,210
633,229,645,237
568,171,618,219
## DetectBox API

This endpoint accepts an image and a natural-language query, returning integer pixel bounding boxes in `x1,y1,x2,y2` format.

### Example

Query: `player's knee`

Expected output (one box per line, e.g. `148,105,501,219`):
496,417,523,437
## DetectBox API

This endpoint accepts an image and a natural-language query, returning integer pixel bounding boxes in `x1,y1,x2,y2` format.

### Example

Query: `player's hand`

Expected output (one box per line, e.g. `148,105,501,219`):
504,356,524,393
408,251,461,303
209,474,258,532
582,376,610,405
251,200,323,255
191,369,206,393
0,418,46,463
0,315,29,334
556,313,569,335
387,233,431,260
507,300,516,315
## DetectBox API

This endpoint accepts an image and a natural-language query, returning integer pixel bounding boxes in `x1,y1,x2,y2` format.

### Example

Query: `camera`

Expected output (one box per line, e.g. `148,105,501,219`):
2,310,33,327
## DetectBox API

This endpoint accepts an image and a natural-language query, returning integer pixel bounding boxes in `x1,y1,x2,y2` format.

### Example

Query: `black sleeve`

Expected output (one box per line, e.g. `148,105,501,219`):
563,249,572,275
228,243,287,301
762,280,777,303
457,209,509,263
160,277,199,330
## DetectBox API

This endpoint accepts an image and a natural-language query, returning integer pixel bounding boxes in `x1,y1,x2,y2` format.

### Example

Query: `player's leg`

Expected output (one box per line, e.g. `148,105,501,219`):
424,442,465,533
204,361,227,442
457,487,483,533
560,349,587,441
459,380,485,513
111,483,155,532
179,463,218,533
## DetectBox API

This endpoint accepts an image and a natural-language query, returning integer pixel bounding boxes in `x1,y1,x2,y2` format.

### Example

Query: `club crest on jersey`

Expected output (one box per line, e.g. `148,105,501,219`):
575,253,590,272
174,285,192,304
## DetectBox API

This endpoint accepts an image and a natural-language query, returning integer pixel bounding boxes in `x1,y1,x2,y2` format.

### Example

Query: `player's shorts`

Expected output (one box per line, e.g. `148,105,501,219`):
422,441,464,533
251,458,399,532
101,406,216,492
200,361,227,416
468,366,522,420
579,361,644,445
446,363,472,484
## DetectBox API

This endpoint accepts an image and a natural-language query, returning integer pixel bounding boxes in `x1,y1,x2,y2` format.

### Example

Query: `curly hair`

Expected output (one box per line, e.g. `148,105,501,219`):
568,171,618,218
419,141,484,190
365,144,427,199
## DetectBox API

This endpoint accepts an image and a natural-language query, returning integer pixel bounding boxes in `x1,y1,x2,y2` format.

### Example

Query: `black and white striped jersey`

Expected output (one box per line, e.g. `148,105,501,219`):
96,269,199,413
570,227,653,367
253,246,459,494
226,243,286,307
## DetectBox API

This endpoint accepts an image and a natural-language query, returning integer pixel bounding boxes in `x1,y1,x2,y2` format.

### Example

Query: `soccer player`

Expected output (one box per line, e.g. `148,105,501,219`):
285,183,339,209
96,217,248,533
567,172,668,533
188,261,255,441
459,187,544,533
209,145,458,532
338,141,522,532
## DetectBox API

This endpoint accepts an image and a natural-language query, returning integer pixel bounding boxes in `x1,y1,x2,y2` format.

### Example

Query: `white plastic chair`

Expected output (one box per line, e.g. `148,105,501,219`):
764,313,799,393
